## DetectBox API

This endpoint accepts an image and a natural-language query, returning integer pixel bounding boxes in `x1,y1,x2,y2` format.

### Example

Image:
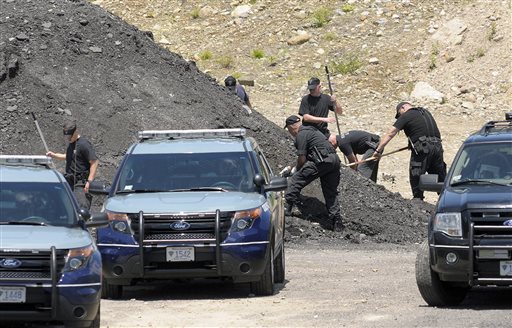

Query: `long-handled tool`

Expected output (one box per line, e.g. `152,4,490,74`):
31,112,56,168
324,65,341,136
346,146,409,167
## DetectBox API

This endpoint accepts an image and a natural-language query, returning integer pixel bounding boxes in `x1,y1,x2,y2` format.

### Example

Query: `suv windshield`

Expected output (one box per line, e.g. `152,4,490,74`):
116,152,256,193
0,182,77,226
449,142,512,185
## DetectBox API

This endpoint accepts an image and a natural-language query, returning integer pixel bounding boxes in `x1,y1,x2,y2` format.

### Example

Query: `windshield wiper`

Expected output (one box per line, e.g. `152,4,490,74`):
116,187,228,194
116,189,173,194
0,221,47,226
451,179,509,187
168,187,228,192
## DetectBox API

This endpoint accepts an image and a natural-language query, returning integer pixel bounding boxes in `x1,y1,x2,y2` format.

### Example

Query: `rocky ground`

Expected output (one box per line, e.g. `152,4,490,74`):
1,0,510,245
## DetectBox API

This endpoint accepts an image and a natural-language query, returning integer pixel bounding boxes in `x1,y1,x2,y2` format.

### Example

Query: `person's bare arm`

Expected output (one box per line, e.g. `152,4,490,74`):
296,155,307,170
46,151,66,161
303,113,335,124
373,126,399,158
331,95,343,115
84,159,99,192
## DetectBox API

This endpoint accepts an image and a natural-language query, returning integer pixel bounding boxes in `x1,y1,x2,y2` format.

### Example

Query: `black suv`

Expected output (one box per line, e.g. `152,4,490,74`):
416,113,512,306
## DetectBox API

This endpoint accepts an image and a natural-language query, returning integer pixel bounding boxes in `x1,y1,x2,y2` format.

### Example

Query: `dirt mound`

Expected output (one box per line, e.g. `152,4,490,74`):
0,0,433,244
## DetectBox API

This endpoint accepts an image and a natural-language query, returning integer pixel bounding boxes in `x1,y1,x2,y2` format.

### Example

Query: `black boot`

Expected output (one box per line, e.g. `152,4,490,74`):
285,202,301,217
333,219,344,232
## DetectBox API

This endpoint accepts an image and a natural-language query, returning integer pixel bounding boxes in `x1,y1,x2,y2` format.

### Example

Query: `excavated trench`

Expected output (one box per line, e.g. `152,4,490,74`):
0,0,433,244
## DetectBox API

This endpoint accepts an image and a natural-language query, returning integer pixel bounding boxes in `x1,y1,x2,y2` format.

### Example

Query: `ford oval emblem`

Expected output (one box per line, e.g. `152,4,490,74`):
503,220,512,226
170,221,191,231
0,258,22,269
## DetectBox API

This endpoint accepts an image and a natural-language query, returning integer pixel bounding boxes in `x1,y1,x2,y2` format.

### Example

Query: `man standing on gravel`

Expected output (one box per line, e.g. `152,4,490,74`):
283,115,343,232
372,101,446,200
298,77,343,146
334,130,382,182
46,120,99,209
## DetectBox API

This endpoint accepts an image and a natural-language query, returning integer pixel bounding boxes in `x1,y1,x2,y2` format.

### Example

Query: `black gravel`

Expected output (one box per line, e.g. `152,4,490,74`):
0,0,433,245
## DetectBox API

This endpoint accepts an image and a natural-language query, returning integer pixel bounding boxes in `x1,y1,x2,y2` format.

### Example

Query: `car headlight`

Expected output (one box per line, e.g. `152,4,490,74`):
434,212,462,237
106,211,132,234
231,207,262,232
63,245,94,272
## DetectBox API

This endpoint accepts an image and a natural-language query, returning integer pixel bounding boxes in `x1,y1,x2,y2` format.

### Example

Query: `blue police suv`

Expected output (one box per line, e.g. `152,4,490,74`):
91,129,288,298
0,155,108,327
416,113,512,306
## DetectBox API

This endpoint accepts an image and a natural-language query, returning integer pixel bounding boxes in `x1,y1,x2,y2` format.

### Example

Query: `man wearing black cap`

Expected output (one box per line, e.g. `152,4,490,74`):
283,115,343,232
46,120,99,209
224,75,253,110
372,101,446,200
298,77,343,145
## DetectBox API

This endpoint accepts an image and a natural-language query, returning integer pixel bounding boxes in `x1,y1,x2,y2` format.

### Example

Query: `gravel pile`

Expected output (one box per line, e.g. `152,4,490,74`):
0,0,433,244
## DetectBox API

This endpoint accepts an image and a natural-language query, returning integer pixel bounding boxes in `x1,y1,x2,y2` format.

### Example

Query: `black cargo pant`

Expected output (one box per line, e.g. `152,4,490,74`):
285,154,341,223
409,142,446,199
358,147,381,183
65,174,93,210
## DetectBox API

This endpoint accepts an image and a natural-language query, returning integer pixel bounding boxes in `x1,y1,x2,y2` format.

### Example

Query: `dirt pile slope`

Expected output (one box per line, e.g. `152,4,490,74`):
0,0,433,244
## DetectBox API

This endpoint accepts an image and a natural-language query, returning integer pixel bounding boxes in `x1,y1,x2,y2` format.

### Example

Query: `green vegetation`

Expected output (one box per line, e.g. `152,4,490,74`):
311,7,332,28
476,47,485,58
198,50,212,60
428,42,439,71
217,56,233,68
330,56,362,75
249,0,257,4
488,21,497,40
341,4,355,13
190,7,200,19
267,55,278,67
251,49,265,59
324,32,337,41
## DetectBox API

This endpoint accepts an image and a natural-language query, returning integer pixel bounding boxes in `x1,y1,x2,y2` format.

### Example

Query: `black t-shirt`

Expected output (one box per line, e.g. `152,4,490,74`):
295,126,335,159
336,130,380,156
298,93,335,135
65,137,97,177
393,107,441,143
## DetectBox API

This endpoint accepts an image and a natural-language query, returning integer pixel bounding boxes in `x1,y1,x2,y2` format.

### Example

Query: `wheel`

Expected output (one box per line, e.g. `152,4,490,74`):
415,240,468,306
211,181,237,190
102,279,122,299
274,242,285,284
250,245,275,296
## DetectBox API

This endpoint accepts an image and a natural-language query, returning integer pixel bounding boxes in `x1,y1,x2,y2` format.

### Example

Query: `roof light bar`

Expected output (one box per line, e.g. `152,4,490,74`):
0,155,53,166
138,128,246,140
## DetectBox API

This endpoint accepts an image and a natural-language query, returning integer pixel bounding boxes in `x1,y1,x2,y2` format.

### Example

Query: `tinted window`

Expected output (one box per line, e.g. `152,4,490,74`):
0,182,76,225
116,152,256,192
450,143,512,183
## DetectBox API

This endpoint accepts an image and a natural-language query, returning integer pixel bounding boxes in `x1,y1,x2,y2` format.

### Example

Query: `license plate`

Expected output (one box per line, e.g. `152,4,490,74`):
166,247,194,262
0,286,26,303
500,261,512,276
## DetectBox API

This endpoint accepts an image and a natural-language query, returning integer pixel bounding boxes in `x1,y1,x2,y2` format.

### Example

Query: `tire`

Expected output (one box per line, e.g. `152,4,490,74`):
415,240,468,306
274,242,285,284
102,279,122,300
250,245,275,296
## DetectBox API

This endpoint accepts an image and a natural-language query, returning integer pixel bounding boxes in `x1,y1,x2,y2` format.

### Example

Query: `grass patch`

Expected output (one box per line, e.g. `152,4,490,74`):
476,47,485,58
198,50,212,60
330,56,362,75
488,21,497,40
341,4,355,13
217,56,233,68
251,49,265,59
190,7,200,19
324,32,337,41
428,54,437,71
311,7,332,28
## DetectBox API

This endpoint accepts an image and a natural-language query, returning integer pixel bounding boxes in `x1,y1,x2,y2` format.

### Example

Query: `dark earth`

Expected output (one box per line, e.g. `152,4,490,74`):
0,0,434,245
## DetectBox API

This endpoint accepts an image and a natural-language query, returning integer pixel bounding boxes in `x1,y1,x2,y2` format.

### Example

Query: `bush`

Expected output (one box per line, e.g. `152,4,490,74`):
190,7,200,19
331,56,362,75
198,50,212,60
324,32,337,41
311,7,332,28
341,4,355,13
251,49,265,59
217,56,233,68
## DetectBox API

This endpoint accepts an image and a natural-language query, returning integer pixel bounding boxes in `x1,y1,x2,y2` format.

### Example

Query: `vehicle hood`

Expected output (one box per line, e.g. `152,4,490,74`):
439,185,512,212
105,191,267,213
0,226,92,250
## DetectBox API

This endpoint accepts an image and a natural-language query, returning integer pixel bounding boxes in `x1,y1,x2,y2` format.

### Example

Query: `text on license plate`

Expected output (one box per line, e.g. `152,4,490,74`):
166,247,194,262
0,286,26,303
500,261,512,276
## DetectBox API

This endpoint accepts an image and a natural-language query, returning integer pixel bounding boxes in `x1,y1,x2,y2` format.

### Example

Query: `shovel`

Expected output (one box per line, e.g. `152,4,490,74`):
345,146,409,167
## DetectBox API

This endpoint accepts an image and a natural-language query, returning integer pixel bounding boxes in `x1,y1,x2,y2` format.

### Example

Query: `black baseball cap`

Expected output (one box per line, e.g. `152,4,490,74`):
63,120,77,142
284,115,301,128
307,77,320,90
395,101,412,119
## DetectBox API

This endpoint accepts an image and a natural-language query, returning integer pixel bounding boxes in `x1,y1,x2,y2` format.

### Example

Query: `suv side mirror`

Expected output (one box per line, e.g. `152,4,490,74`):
419,174,443,193
85,212,109,228
253,174,265,187
264,176,288,192
88,180,111,195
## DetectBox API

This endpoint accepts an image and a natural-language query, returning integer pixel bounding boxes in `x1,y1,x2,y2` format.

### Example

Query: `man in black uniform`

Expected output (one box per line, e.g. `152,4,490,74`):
46,120,99,209
335,130,382,182
372,101,446,200
299,77,343,146
283,115,343,232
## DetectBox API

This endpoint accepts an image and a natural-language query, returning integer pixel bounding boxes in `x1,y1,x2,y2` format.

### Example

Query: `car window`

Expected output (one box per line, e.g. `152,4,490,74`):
0,182,76,225
450,143,512,183
116,152,256,192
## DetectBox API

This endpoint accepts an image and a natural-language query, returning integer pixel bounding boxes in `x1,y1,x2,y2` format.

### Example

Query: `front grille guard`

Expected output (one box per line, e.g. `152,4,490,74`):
137,210,224,277
468,212,512,286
